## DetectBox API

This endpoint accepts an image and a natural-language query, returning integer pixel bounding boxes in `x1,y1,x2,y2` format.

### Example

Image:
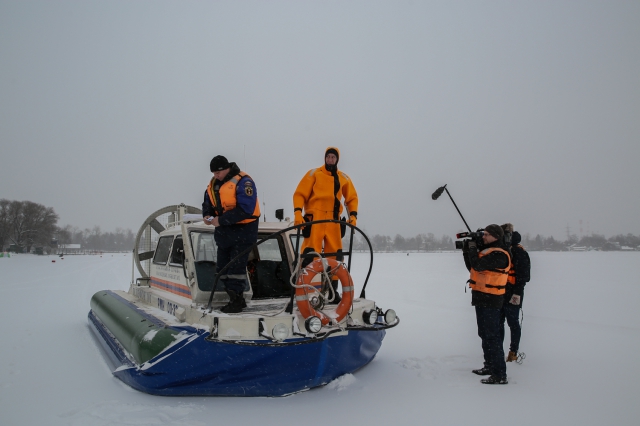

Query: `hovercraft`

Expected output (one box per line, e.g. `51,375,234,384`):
88,204,398,396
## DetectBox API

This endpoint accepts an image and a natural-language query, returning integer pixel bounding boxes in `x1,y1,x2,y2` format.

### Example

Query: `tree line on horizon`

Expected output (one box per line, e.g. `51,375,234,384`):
0,199,58,253
0,199,135,253
2,199,639,253
350,231,640,252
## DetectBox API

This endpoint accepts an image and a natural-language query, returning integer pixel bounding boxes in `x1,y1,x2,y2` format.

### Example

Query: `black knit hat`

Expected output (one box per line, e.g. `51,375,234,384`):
210,155,230,172
484,224,504,240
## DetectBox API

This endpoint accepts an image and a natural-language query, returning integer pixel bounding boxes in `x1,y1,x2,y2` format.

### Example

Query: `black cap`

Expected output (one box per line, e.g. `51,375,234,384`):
210,155,230,172
484,224,504,240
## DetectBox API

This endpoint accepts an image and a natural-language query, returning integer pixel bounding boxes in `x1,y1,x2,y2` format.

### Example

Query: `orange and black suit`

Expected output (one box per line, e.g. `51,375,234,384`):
293,147,358,259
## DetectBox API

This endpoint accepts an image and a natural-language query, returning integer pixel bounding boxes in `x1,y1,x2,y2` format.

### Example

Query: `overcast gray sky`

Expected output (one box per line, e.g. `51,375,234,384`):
1,1,639,240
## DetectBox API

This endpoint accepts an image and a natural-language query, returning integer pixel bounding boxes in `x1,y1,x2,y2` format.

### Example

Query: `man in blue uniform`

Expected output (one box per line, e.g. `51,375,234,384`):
203,155,260,313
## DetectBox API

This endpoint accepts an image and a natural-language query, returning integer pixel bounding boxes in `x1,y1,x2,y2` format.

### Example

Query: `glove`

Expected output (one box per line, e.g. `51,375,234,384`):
509,295,521,305
349,215,357,226
294,210,304,226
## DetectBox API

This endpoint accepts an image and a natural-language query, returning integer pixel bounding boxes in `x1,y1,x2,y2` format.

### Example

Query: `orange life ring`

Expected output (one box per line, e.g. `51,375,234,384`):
295,258,354,326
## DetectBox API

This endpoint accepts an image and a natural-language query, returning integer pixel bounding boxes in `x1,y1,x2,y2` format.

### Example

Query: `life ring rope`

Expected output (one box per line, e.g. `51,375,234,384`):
293,256,355,327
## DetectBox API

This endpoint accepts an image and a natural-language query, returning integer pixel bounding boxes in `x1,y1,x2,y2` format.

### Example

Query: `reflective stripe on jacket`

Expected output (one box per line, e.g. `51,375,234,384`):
207,171,260,224
469,247,511,295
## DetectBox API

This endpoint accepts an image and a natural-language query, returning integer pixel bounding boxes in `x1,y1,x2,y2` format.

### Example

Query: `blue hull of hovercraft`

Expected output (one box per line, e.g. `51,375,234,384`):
88,309,385,396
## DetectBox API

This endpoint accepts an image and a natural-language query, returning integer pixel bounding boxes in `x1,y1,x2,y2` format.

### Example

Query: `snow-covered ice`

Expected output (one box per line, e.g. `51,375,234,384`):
1,251,638,425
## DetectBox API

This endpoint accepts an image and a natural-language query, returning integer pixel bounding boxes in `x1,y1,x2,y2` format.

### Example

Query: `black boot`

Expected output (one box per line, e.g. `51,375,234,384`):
481,375,508,385
472,367,492,376
300,247,314,268
221,290,245,313
219,290,235,313
327,278,341,305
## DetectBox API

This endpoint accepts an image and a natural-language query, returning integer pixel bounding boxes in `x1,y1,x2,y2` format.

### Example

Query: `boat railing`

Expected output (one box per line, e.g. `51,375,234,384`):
206,220,374,311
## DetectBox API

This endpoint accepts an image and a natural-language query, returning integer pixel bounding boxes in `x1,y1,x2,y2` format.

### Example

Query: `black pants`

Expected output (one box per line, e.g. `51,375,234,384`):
475,305,507,378
500,293,523,353
214,221,258,294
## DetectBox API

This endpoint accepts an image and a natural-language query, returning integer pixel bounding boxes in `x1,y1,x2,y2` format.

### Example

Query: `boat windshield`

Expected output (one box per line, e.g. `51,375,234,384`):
191,232,217,262
256,237,283,261
153,236,173,265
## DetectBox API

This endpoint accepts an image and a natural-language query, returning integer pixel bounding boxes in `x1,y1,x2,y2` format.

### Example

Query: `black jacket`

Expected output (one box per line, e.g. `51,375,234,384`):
463,239,510,308
505,231,530,299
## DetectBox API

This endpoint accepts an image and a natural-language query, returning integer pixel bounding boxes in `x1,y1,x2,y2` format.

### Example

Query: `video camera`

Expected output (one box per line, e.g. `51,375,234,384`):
455,229,485,250
454,229,513,251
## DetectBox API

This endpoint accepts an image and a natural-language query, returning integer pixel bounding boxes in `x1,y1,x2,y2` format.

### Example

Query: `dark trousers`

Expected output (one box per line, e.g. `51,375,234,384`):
500,294,523,353
475,306,506,378
214,221,258,294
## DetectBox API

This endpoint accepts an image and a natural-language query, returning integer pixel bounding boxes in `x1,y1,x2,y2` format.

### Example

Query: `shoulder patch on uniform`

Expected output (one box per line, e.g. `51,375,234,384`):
340,171,350,180
308,168,317,177
244,180,252,187
245,186,254,196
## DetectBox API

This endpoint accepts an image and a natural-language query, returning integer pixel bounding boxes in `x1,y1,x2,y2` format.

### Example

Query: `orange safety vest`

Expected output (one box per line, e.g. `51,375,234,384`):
469,247,511,295
207,171,261,224
506,244,524,285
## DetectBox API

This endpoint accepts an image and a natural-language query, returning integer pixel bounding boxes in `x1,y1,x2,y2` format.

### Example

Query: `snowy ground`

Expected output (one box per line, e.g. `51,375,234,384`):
1,251,638,425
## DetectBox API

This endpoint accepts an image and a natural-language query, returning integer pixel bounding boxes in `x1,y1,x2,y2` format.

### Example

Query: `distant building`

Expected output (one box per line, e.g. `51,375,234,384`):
58,244,82,254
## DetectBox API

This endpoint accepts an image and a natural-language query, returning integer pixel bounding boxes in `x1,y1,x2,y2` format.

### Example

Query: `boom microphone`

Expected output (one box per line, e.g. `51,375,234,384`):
431,184,472,233
432,185,447,200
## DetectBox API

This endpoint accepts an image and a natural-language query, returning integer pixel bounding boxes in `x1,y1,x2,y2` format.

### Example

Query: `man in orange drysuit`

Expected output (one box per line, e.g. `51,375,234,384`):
293,147,358,303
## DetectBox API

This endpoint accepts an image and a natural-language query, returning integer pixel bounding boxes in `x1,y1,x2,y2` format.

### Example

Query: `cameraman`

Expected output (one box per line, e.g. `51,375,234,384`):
463,224,510,384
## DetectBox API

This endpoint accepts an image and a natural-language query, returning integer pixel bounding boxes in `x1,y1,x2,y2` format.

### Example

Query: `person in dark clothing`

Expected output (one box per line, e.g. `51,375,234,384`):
500,224,531,362
463,224,510,384
202,155,260,313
